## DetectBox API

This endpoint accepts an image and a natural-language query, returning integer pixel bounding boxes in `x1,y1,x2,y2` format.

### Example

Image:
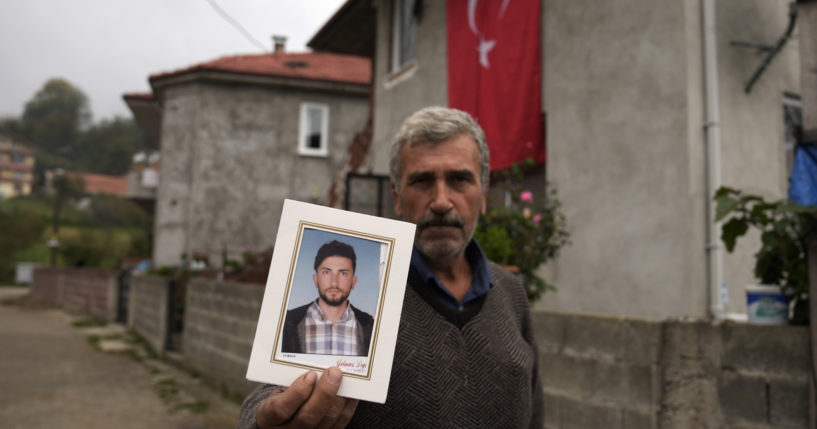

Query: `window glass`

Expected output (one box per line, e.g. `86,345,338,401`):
392,0,418,71
299,103,329,157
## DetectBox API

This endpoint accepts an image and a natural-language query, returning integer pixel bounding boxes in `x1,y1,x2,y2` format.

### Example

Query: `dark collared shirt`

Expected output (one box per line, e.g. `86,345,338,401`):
409,239,493,310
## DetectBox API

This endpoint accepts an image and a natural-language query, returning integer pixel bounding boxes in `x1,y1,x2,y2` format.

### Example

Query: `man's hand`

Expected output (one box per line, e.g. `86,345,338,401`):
256,367,359,429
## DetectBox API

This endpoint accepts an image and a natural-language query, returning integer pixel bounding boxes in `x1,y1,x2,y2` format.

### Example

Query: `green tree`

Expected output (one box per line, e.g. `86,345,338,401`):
74,117,149,175
22,78,91,163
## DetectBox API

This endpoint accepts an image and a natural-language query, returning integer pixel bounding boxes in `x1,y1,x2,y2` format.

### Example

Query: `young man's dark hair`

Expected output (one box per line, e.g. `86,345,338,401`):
313,240,357,273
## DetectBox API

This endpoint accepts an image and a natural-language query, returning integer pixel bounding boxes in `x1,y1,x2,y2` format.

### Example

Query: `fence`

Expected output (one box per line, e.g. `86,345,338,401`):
534,311,810,429
30,267,118,320
30,269,811,427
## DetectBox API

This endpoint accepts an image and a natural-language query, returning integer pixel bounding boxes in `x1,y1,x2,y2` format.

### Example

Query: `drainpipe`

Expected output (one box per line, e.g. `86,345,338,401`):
702,0,726,318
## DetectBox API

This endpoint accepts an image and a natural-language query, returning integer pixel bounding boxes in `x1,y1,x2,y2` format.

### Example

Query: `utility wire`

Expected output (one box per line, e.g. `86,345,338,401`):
205,0,268,53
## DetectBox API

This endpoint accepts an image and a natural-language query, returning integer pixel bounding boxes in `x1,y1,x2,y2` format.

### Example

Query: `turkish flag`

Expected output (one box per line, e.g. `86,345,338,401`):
447,0,544,171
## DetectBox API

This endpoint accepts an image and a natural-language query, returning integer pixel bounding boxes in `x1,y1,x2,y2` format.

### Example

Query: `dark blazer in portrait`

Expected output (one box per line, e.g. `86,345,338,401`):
281,302,374,356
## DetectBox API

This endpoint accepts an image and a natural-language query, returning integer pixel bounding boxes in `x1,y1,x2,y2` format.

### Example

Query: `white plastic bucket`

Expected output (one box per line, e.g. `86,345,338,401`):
745,285,788,325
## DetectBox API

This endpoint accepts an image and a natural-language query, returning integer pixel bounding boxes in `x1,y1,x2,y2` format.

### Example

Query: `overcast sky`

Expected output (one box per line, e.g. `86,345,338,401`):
0,0,346,122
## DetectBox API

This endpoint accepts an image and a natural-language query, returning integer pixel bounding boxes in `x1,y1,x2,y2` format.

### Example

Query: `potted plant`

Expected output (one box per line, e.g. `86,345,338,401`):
474,160,570,303
714,186,814,324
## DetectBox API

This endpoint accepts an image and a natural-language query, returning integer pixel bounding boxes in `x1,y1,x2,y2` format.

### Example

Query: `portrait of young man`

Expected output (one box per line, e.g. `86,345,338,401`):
280,239,374,357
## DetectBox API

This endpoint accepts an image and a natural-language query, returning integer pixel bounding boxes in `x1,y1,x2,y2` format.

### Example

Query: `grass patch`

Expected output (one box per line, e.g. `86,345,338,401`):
72,317,107,328
173,400,209,414
86,335,102,348
155,378,180,401
114,348,143,363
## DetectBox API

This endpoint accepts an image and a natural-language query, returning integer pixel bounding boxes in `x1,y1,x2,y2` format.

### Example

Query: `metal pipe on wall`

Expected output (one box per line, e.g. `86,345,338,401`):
702,0,726,318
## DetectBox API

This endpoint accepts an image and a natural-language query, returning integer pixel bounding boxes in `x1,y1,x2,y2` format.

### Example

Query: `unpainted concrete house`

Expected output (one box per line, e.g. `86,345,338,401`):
310,0,802,320
125,45,371,267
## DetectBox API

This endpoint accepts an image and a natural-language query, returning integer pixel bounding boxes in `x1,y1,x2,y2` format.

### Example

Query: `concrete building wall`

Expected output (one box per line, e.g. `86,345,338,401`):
153,81,369,266
368,0,449,175
541,0,800,318
362,0,799,319
543,0,702,318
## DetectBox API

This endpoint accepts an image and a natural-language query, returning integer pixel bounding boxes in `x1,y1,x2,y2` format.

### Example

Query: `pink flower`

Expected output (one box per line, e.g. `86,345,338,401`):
523,208,531,218
520,191,533,203
532,214,542,224
525,141,534,149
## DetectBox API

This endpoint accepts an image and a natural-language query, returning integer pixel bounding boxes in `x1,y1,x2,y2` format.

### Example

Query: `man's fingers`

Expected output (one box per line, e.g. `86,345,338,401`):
333,399,359,429
257,372,317,427
292,367,344,427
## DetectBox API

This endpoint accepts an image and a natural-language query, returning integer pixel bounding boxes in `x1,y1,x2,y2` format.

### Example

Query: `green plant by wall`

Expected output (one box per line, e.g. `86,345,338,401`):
474,160,570,303
714,186,814,323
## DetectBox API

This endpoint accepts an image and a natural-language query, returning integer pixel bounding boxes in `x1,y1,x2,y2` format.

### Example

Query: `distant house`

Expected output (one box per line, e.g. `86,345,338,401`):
78,172,129,196
124,40,371,267
0,138,36,198
310,0,802,320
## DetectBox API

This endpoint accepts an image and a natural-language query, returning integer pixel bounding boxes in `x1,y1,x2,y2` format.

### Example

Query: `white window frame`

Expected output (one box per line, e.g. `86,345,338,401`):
391,0,418,72
298,102,329,157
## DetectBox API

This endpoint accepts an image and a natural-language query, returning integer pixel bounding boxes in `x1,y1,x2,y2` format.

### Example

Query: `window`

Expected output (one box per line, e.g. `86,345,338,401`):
298,103,329,157
784,95,802,179
391,0,418,72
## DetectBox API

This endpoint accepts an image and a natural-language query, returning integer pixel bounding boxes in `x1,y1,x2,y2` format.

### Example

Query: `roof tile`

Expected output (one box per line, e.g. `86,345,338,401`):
149,51,370,86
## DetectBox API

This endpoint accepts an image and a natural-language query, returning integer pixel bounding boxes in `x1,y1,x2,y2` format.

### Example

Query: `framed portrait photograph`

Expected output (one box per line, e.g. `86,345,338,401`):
246,199,415,403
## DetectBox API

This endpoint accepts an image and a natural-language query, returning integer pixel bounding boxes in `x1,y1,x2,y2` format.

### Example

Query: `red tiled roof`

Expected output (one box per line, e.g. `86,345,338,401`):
149,51,371,86
78,173,129,196
122,92,155,101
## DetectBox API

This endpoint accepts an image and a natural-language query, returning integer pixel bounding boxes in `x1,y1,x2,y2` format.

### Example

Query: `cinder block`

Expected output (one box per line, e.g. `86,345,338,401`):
768,377,809,428
718,372,767,422
621,408,654,429
721,322,809,376
541,352,654,406
564,314,662,365
552,392,622,429
531,311,566,352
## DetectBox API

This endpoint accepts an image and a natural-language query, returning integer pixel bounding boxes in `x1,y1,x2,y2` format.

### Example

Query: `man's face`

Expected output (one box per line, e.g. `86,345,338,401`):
313,255,357,306
392,133,486,261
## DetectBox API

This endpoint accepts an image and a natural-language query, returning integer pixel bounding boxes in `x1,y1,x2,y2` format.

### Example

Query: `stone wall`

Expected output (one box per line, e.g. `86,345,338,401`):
128,275,170,355
533,311,810,429
30,267,117,320
182,278,264,397
172,278,810,427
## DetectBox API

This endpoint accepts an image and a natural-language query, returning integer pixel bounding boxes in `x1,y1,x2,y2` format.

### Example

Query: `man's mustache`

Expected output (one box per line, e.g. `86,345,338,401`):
417,214,464,230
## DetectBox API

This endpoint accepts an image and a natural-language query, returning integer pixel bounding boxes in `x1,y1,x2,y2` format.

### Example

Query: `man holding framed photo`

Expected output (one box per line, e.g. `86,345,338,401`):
281,240,374,357
240,106,544,428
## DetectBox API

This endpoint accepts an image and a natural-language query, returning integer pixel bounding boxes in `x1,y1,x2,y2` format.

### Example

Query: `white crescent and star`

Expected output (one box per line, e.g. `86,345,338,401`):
467,0,510,69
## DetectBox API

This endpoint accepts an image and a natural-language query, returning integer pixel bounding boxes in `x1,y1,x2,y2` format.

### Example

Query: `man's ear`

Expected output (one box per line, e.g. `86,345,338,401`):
391,182,403,218
351,276,357,291
313,273,318,289
480,191,487,216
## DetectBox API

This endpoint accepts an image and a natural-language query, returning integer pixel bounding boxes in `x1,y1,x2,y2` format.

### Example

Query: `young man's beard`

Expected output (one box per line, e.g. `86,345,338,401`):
320,291,349,307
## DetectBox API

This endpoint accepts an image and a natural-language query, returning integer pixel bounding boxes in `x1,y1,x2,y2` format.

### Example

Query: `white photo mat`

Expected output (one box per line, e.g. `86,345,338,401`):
246,199,415,403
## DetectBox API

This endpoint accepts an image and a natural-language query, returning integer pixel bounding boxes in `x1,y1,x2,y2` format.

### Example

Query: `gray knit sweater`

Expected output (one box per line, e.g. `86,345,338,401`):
238,261,544,428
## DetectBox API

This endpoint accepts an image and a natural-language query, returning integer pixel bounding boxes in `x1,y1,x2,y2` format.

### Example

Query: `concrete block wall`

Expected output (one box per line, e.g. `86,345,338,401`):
128,275,170,355
183,278,263,397
30,267,117,320
533,311,811,429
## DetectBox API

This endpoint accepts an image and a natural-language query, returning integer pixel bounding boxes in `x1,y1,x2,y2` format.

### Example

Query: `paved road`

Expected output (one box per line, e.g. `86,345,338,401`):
0,289,239,429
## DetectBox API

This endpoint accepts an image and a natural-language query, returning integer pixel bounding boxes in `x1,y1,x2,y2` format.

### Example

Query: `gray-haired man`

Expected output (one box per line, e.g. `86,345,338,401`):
240,106,543,428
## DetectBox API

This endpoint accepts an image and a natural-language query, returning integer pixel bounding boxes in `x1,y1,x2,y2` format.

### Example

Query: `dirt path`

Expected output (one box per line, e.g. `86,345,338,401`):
0,292,239,429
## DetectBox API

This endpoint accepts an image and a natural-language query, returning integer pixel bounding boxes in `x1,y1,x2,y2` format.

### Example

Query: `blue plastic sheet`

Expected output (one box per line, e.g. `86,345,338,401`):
788,145,817,207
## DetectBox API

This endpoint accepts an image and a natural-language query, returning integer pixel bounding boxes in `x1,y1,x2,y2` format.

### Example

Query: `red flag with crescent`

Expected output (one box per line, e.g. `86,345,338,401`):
447,0,544,170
